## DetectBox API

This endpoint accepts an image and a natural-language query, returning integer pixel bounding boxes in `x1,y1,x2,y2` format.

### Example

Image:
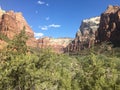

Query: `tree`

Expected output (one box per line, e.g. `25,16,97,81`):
7,26,28,55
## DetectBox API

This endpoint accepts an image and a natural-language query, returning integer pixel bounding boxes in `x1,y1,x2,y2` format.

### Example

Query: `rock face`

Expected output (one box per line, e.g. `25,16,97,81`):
37,37,73,53
0,8,37,47
0,8,72,52
96,5,120,47
66,16,100,52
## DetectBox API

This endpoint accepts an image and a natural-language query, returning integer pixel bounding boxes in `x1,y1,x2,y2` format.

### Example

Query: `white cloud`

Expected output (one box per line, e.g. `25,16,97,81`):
39,24,61,30
48,24,61,28
45,17,50,21
37,0,49,6
34,32,44,39
39,26,48,30
37,0,45,5
41,27,48,30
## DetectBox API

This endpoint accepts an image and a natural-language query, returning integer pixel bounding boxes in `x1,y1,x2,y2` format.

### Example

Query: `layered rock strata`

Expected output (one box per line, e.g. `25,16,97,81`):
37,37,73,53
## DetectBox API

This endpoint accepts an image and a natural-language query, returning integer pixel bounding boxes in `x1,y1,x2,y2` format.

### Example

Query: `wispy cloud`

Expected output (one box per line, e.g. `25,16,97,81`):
45,17,50,21
48,24,61,28
41,26,48,30
39,24,61,30
46,3,49,6
34,32,44,39
35,10,38,14
37,0,49,6
39,26,48,30
37,0,45,5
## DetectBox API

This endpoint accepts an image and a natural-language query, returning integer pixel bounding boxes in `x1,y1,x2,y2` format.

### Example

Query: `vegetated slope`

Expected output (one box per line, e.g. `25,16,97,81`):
0,44,120,89
0,29,120,90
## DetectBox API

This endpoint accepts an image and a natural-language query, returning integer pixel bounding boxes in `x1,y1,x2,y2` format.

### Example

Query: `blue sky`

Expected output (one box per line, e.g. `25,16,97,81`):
0,0,120,38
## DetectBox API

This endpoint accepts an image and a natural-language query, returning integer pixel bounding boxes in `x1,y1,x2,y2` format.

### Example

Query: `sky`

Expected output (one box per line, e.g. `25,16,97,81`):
0,0,120,39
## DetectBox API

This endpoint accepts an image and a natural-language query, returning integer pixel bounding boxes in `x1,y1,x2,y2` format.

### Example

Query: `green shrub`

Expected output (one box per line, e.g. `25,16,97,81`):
0,33,10,42
0,28,120,90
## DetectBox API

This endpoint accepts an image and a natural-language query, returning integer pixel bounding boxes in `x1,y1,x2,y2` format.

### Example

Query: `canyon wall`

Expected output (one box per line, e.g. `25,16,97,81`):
37,37,73,53
96,5,120,47
0,8,37,47
66,16,100,52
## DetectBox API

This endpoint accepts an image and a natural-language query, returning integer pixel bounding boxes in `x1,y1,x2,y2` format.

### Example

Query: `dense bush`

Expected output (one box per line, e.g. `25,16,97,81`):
0,49,120,90
0,29,120,90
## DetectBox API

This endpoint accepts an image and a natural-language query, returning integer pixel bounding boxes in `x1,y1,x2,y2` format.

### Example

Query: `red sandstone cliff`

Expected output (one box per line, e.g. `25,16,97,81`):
37,37,72,53
0,8,37,47
0,8,72,53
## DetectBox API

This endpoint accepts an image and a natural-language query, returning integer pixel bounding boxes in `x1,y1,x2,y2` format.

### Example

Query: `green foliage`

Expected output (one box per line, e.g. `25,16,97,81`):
7,26,28,55
0,54,39,90
0,33,10,42
0,30,120,90
74,53,120,90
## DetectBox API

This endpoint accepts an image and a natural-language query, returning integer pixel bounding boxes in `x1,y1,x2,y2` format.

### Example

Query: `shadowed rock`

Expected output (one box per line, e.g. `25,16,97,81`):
96,5,120,47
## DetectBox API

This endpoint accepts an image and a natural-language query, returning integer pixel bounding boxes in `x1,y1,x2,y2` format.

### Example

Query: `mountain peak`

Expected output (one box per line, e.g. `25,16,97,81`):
96,5,120,47
0,9,37,47
0,7,5,16
104,5,120,14
83,16,100,24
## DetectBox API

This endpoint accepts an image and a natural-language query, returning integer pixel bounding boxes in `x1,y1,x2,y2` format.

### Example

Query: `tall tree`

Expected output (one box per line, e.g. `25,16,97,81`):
7,26,28,54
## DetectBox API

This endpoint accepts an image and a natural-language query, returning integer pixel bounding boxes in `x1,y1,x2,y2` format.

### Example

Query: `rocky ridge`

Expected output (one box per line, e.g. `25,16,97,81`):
0,8,37,47
96,5,120,47
1,5,120,53
37,37,73,53
66,16,100,52
0,8,73,53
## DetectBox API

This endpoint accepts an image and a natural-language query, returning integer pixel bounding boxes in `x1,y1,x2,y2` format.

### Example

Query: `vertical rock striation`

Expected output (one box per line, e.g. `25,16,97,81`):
0,8,37,47
66,16,100,52
96,5,120,47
